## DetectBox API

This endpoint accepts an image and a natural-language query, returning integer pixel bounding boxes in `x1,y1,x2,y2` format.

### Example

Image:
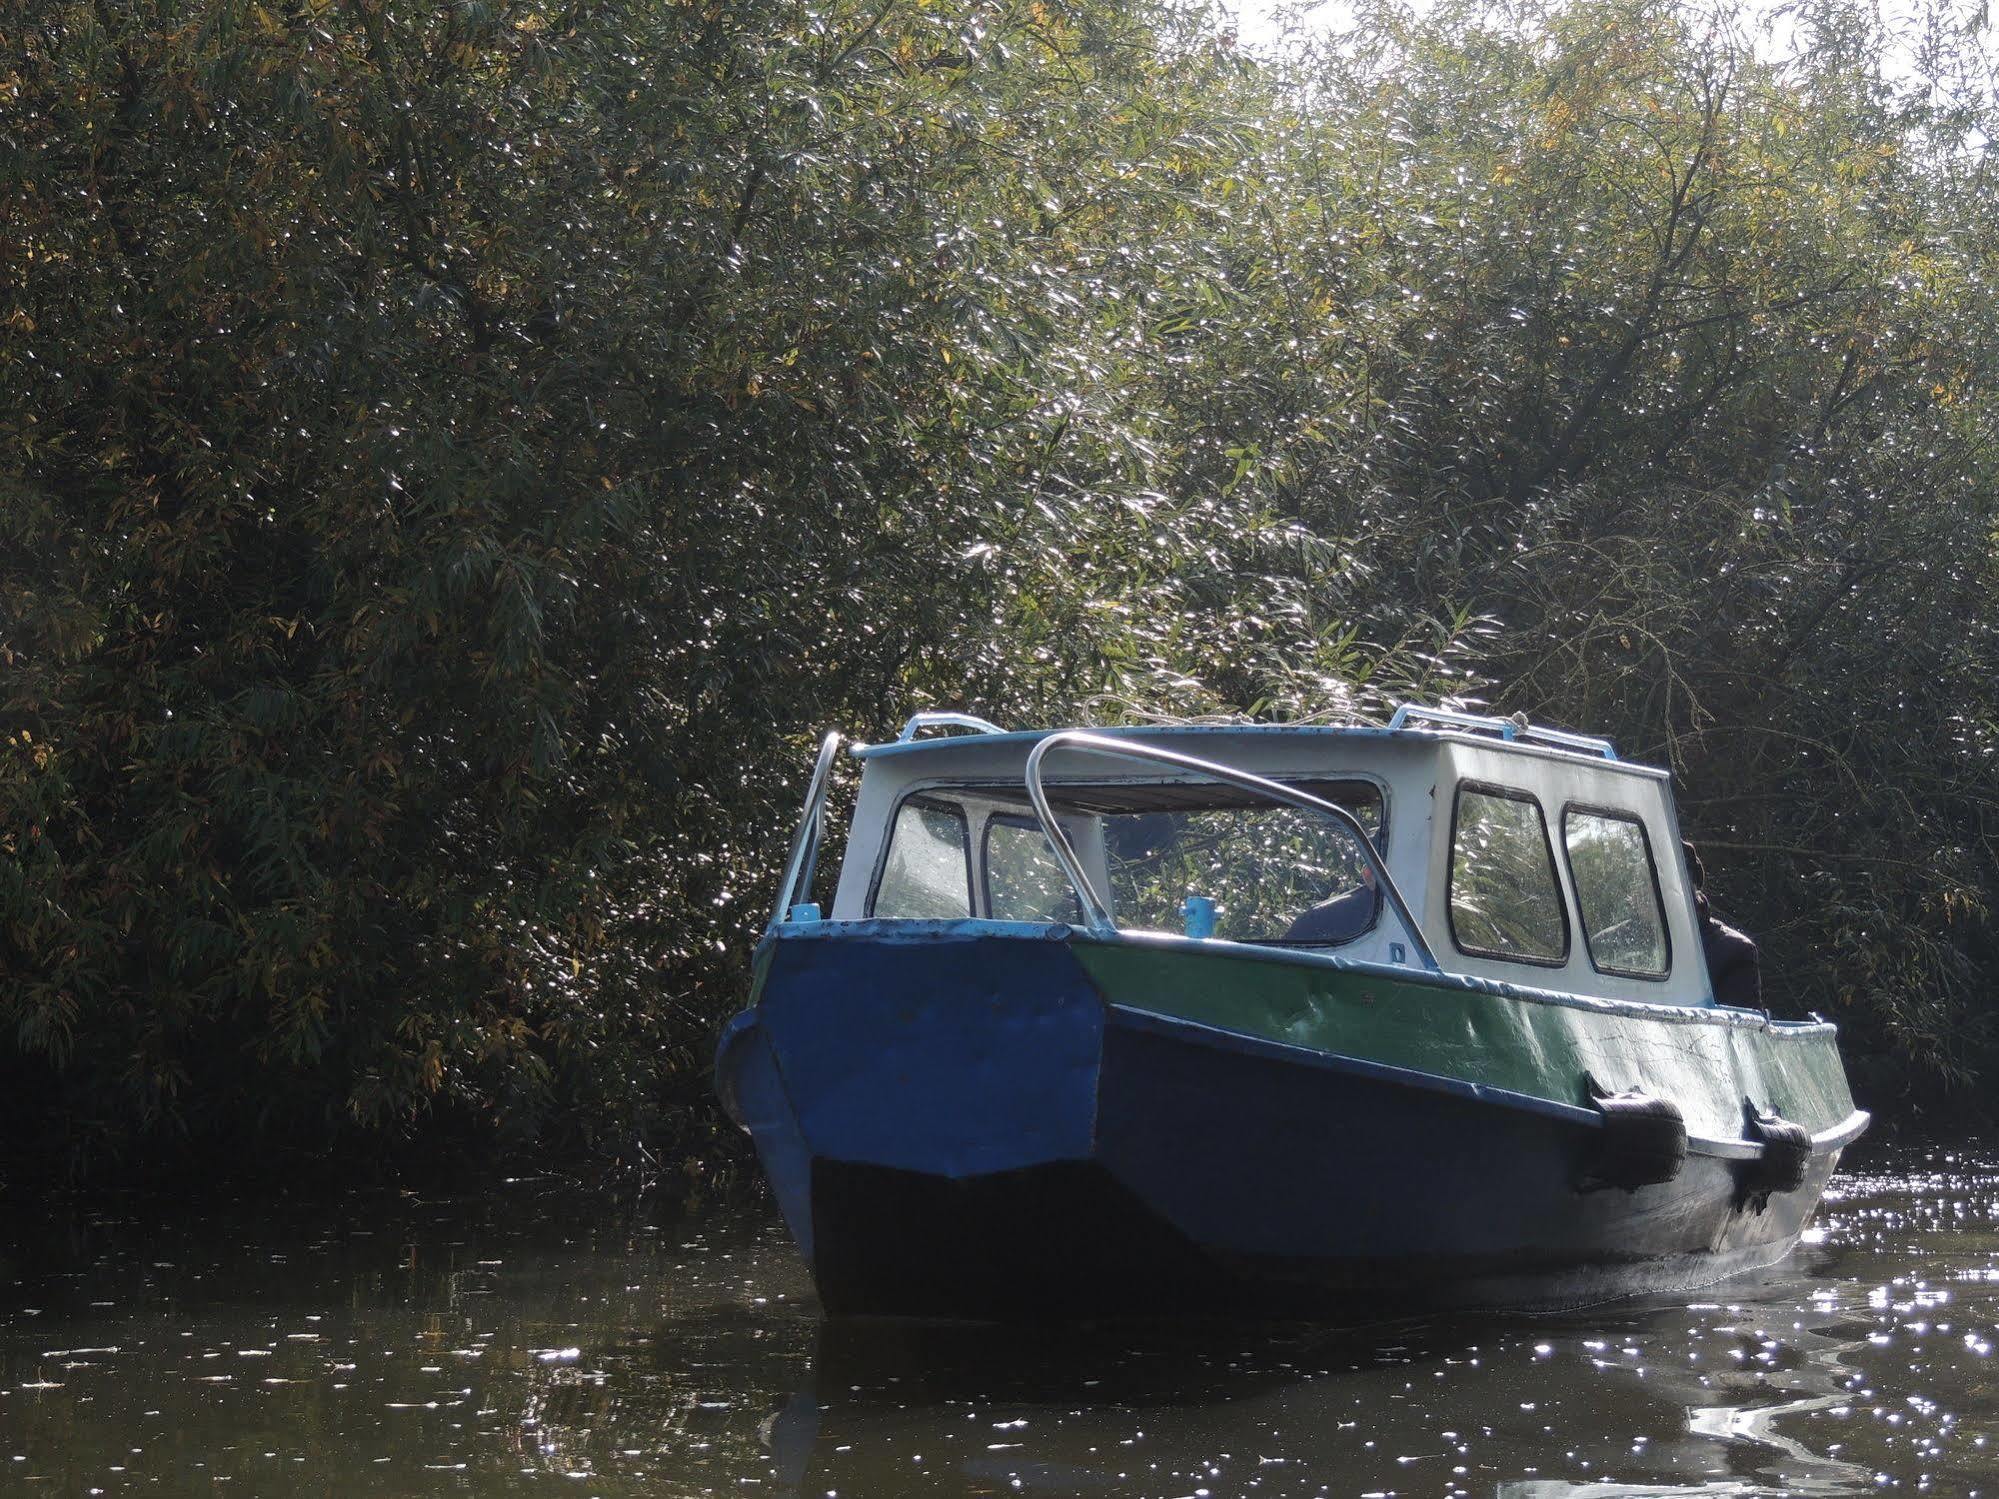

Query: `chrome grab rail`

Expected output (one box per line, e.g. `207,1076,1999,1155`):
1518,723,1620,759
768,731,841,932
1387,703,1616,760
897,711,1006,742
1022,730,1440,970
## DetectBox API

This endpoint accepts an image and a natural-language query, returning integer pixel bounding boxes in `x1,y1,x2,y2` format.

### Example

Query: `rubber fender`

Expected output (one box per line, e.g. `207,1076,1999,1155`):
1582,1075,1687,1191
1743,1102,1813,1195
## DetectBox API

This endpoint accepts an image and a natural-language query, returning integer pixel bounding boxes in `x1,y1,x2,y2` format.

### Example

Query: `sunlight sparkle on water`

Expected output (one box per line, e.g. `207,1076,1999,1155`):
3,1152,1997,1495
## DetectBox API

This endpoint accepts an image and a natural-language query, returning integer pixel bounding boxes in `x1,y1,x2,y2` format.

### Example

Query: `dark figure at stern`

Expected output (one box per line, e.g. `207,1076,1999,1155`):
1684,841,1761,1008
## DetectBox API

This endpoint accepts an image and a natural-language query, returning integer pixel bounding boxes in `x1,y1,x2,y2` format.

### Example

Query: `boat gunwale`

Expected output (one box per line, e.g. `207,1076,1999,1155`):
758,918,1840,1038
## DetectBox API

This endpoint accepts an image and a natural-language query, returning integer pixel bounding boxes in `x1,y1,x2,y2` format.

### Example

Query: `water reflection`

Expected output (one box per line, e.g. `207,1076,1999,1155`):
4,1155,1998,1495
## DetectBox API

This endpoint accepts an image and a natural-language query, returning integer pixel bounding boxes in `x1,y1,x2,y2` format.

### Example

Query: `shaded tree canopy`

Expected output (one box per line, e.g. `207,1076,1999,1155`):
3,0,1996,1177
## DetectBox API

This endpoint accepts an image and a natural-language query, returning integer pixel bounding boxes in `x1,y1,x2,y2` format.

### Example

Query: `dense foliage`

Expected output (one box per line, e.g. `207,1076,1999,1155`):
4,0,1995,1176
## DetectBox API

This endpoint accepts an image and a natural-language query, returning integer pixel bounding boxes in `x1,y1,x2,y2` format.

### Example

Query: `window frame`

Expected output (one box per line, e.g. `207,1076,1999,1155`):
866,793,974,920
1558,802,1673,981
980,813,1084,926
1446,780,1572,968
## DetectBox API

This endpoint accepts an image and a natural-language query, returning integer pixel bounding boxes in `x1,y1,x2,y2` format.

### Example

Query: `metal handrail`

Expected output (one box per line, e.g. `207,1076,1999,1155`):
897,711,1007,742
768,731,841,932
1519,723,1619,760
1389,704,1514,737
1387,703,1616,760
1022,730,1440,970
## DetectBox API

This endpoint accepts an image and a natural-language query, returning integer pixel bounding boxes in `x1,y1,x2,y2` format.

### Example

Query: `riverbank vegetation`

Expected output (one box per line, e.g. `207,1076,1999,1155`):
5,0,1996,1179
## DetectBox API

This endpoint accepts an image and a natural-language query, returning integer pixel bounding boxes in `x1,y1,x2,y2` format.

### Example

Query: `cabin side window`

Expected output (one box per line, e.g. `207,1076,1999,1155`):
1561,808,1670,979
1448,785,1569,965
871,799,972,919
983,817,1083,924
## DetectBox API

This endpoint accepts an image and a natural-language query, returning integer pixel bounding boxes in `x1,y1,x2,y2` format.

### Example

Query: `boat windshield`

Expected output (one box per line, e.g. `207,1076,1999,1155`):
877,779,1386,945
1096,785,1382,943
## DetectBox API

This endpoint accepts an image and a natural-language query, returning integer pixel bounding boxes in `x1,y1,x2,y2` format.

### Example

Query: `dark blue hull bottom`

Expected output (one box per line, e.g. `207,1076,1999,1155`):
807,1154,1830,1320
802,1019,1836,1320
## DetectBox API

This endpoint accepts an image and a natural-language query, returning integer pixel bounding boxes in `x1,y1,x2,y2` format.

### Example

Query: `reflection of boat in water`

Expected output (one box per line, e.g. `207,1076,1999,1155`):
774,1300,1881,1498
716,706,1868,1320
1496,1309,1878,1498
508,1273,1891,1497
766,1315,1436,1494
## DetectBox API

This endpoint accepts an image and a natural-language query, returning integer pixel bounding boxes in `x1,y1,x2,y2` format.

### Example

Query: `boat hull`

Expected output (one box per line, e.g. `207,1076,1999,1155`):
716,922,1862,1321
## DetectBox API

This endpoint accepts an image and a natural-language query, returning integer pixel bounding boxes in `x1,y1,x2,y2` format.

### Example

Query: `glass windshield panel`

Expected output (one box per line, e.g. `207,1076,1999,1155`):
1563,809,1669,977
872,800,971,919
1449,787,1567,963
984,819,1082,924
1087,784,1383,944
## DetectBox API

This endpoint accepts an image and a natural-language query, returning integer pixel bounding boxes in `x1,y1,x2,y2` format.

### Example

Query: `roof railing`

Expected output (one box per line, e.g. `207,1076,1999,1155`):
896,711,1007,742
1387,704,1617,761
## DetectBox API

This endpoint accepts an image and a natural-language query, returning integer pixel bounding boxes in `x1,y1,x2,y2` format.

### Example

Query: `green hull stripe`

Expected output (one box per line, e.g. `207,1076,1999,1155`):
1072,938,1855,1143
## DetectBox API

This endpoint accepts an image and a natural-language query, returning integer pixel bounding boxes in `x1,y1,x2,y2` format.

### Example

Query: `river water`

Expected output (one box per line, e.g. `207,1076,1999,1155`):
3,1149,1994,1496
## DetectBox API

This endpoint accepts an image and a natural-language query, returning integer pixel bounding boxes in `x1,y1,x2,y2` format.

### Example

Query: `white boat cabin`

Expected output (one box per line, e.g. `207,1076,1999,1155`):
790,707,1716,1009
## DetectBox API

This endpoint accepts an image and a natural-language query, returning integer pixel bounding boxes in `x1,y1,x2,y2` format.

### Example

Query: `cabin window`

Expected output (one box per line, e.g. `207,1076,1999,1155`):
983,817,1083,924
871,799,972,919
1562,808,1670,978
1448,785,1569,965
1098,784,1384,944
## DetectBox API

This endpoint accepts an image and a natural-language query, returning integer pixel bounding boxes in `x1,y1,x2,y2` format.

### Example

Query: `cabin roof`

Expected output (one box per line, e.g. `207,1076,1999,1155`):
849,722,1670,783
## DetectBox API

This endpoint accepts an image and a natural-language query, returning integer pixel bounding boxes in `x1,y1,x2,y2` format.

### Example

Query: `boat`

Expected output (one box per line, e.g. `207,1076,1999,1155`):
714,706,1868,1320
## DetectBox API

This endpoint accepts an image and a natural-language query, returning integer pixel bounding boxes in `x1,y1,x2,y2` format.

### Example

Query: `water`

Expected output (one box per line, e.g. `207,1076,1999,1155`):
4,1150,1996,1496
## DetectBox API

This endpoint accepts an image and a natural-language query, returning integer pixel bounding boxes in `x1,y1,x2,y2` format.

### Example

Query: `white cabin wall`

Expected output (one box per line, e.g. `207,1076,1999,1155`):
826,727,1716,1009
1426,739,1709,1006
829,770,902,918
832,731,1446,958
829,776,1110,921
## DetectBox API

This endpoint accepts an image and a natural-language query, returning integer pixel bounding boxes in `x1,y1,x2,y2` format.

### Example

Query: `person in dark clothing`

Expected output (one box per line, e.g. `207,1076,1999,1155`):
1683,841,1761,1007
1283,862,1379,944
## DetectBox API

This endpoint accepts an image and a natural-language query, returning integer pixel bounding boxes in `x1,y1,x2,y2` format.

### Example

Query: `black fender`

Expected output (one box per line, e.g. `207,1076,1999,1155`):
1580,1074,1687,1191
1738,1100,1813,1201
